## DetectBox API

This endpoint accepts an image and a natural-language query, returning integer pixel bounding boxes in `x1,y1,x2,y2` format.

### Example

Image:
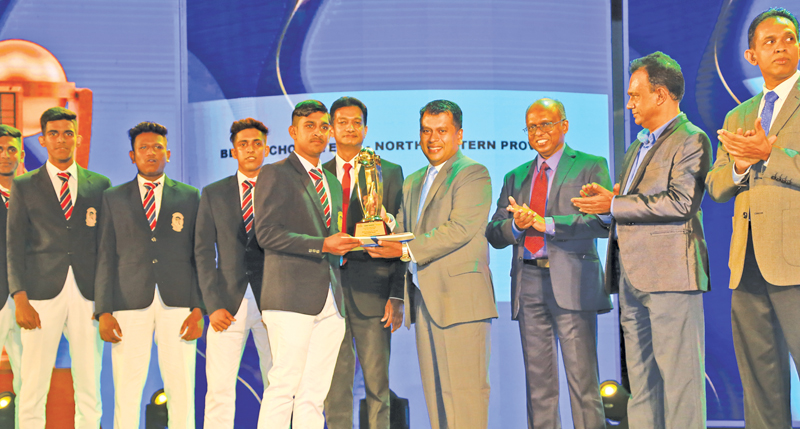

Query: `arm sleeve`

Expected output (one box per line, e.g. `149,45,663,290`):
485,171,520,249
194,190,224,315
93,193,117,317
7,179,29,297
551,158,613,240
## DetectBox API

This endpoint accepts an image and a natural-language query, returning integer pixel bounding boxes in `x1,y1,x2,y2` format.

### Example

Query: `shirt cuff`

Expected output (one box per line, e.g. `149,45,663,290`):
544,217,555,236
407,243,417,263
511,221,523,240
389,297,403,301
385,213,397,232
732,165,751,184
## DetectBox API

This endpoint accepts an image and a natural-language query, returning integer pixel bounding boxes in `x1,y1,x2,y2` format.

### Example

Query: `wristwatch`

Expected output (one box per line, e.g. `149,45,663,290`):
400,242,411,262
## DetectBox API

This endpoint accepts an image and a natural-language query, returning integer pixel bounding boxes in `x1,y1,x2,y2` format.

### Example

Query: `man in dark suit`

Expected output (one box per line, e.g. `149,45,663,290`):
253,100,361,428
196,118,272,428
322,97,404,429
707,8,800,427
573,52,711,428
94,122,203,429
486,98,611,429
0,124,24,428
368,100,497,428
8,107,111,429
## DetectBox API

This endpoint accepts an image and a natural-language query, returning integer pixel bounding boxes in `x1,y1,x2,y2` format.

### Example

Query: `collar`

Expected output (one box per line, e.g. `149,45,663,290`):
0,184,9,194
637,112,681,145
295,152,323,174
763,69,800,97
45,160,78,179
237,170,257,188
536,144,565,171
335,153,357,170
137,174,165,188
426,159,449,176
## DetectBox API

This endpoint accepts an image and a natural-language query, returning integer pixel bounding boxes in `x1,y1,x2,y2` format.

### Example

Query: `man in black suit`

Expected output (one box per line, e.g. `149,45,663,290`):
323,97,404,429
8,107,111,429
253,100,361,428
94,122,203,429
196,118,272,428
0,124,24,428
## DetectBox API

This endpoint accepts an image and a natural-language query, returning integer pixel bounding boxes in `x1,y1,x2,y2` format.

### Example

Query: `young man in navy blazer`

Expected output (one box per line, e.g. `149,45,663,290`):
8,107,111,429
196,118,272,428
94,122,203,429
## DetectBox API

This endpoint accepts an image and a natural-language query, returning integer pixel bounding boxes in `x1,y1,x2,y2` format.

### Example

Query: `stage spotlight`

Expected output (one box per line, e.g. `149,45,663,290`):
0,391,14,428
600,380,629,428
145,388,168,429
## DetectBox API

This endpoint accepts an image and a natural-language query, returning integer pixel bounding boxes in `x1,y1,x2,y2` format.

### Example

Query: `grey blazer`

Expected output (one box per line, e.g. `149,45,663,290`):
396,150,498,328
253,152,344,316
195,175,264,316
94,176,201,316
486,144,613,318
8,166,111,301
605,113,712,294
706,80,800,288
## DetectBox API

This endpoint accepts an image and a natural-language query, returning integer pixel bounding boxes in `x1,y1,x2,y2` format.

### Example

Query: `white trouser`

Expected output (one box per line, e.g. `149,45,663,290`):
204,285,272,428
19,266,103,429
0,296,22,429
111,287,196,429
258,288,345,429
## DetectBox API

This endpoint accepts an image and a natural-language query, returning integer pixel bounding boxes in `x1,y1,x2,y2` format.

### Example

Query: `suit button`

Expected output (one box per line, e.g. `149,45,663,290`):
66,225,71,230
246,270,252,276
245,247,250,252
67,251,73,255
151,237,157,242
743,212,747,218
152,259,158,264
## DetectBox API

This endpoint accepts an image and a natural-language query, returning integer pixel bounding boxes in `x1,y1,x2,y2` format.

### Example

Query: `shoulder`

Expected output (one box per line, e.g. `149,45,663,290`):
169,179,200,197
506,159,535,179
675,119,710,143
14,167,42,186
568,149,607,166
82,168,111,186
453,154,489,176
202,175,235,195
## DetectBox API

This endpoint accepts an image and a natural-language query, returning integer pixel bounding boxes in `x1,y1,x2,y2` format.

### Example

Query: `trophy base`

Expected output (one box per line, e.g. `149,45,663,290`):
354,220,390,237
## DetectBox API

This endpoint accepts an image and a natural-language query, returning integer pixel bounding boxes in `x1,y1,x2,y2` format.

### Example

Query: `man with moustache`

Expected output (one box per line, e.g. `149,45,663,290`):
706,8,800,428
486,98,611,429
322,97,405,429
0,125,24,428
573,52,711,428
253,100,361,428
94,122,203,429
8,107,111,429
368,100,497,428
196,118,273,428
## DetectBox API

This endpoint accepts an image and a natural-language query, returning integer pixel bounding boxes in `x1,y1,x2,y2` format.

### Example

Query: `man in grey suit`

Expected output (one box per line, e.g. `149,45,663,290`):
95,121,204,429
707,8,800,428
486,98,611,429
573,52,711,428
253,100,362,428
368,100,497,428
323,97,405,429
8,107,111,429
196,118,272,428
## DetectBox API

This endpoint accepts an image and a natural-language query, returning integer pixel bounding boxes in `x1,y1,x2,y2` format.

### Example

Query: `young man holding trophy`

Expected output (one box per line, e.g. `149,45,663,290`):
322,97,405,429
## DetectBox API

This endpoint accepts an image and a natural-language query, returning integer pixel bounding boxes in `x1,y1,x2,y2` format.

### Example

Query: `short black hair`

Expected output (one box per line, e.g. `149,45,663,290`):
748,8,799,49
629,51,685,101
419,100,462,130
128,122,167,150
230,118,269,144
292,100,328,124
330,97,368,126
0,124,22,141
40,106,77,134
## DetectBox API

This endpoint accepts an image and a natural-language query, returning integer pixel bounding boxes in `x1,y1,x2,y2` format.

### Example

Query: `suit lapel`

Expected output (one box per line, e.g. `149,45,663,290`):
289,152,326,224
127,178,151,231
75,166,92,203
34,167,66,220
547,145,577,212
406,167,425,233
770,81,800,136
155,176,178,233
225,175,249,244
618,141,639,192
418,151,462,226
626,114,685,192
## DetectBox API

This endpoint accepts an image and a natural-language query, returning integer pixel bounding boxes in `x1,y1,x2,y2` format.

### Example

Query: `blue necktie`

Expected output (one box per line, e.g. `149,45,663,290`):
417,167,439,222
761,91,779,136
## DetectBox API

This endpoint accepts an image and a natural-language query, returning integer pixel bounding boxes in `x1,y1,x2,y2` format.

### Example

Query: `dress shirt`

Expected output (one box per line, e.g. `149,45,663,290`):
45,160,79,206
732,70,800,184
0,184,10,206
334,153,359,200
237,170,258,215
137,174,165,221
510,146,563,259
295,153,332,202
408,160,449,286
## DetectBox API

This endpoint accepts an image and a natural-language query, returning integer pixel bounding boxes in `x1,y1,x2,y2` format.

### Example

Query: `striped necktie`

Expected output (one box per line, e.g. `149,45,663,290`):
308,168,331,228
143,182,159,231
241,180,255,236
57,172,73,220
0,189,8,209
524,162,549,254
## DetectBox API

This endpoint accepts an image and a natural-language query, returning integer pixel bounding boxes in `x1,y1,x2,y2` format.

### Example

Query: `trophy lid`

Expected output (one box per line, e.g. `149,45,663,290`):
356,147,380,166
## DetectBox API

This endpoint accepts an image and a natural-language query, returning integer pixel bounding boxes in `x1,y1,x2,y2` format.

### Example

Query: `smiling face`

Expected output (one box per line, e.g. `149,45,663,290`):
0,135,23,176
420,112,462,166
526,103,567,159
331,105,368,150
232,127,267,177
289,111,331,163
39,119,80,169
129,132,170,181
747,16,800,88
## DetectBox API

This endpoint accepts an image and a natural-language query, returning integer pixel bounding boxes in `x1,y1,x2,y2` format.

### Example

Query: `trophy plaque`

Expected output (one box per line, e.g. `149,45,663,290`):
354,147,391,237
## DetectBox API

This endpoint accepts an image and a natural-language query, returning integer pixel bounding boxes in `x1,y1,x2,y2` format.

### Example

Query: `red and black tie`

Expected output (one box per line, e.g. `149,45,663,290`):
57,172,73,220
241,180,255,236
143,182,159,231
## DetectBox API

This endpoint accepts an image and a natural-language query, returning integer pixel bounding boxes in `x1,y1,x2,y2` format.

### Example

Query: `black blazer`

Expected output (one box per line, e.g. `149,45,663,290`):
195,174,264,316
322,157,405,317
94,176,201,316
253,152,344,316
7,166,111,301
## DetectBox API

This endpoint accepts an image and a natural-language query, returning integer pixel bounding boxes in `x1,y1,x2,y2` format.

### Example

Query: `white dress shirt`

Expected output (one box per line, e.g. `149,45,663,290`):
137,174,165,221
45,160,78,206
237,170,258,215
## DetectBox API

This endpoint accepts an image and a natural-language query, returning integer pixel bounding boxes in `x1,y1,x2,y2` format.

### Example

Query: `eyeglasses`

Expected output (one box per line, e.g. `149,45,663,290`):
523,119,565,134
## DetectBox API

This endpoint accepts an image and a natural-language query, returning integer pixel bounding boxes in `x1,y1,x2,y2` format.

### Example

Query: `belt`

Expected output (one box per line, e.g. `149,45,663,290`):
523,258,549,268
